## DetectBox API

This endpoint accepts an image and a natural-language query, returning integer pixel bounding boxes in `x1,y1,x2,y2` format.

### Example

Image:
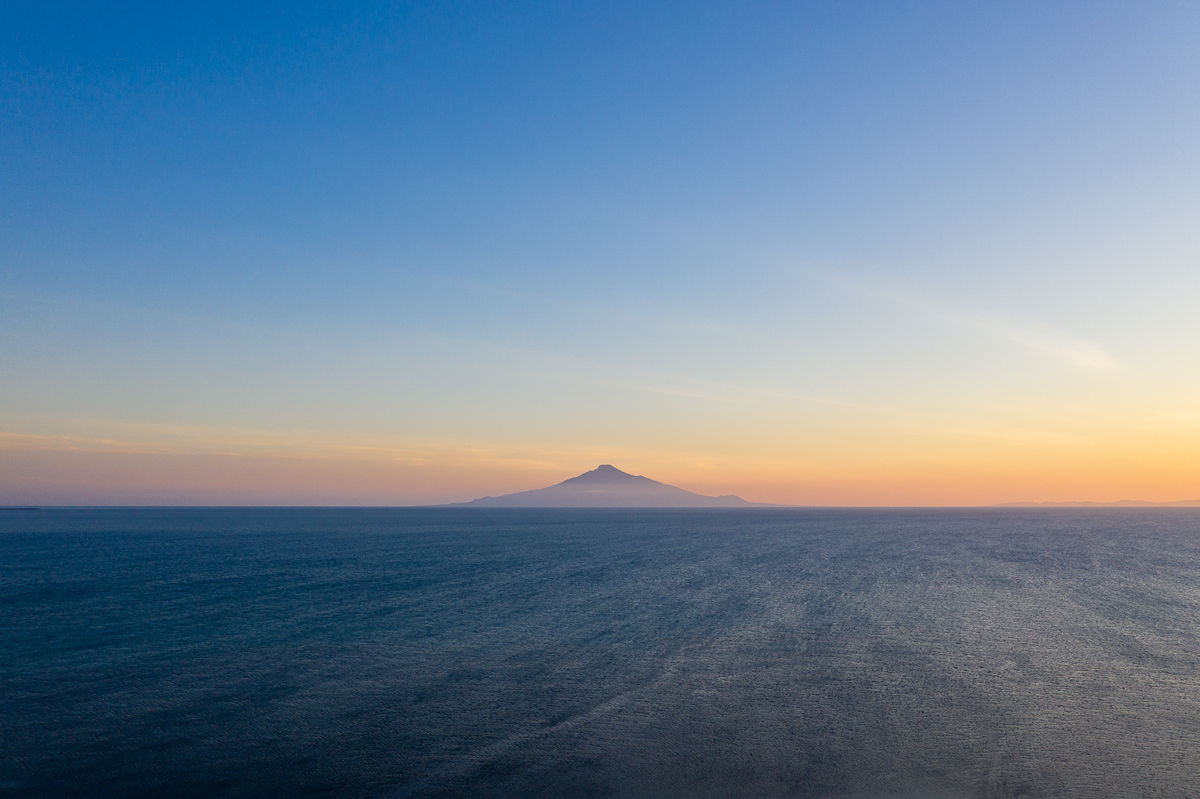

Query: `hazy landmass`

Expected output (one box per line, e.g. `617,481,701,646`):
443,465,777,508
994,499,1200,507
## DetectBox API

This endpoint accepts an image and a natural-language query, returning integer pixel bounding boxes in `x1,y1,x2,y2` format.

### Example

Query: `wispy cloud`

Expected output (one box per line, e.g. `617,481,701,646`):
448,336,900,412
938,309,1120,371
825,274,1121,372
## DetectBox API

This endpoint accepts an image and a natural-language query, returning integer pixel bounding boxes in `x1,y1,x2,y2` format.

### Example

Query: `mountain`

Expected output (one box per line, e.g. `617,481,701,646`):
445,465,775,508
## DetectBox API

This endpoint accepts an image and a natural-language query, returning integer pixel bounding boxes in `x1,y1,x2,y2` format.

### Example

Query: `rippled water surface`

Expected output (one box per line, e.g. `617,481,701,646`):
3,508,1200,798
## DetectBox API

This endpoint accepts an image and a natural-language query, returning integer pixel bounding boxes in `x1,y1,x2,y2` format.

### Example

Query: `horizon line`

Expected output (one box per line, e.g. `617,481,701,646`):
6,503,1200,510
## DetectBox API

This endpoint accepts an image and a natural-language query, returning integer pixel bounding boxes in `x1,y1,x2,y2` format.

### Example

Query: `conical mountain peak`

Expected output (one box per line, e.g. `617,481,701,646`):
556,465,661,487
445,466,776,508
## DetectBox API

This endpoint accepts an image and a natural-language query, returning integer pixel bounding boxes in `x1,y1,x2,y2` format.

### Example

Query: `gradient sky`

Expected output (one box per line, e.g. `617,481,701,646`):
3,1,1200,505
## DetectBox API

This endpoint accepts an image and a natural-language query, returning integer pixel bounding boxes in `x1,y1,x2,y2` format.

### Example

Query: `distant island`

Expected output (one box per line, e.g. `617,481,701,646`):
443,465,777,508
994,499,1200,508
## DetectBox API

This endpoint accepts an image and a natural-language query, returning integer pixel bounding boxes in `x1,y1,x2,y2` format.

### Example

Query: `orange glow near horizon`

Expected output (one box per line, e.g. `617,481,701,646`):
4,420,1199,506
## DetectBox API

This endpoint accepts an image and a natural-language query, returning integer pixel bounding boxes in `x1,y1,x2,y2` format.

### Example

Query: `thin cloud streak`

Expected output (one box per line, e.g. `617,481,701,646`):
823,272,1121,372
477,341,902,413
939,309,1120,372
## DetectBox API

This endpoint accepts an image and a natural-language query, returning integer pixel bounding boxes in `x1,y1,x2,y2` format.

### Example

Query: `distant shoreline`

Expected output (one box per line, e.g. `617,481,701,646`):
992,500,1200,508
4,504,1200,510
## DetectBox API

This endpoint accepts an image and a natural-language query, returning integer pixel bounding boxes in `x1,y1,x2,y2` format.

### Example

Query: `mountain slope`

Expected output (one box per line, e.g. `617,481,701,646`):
446,465,774,508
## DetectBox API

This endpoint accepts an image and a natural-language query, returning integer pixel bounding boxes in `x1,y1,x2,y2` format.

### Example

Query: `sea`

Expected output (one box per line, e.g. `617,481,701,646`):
2,508,1199,798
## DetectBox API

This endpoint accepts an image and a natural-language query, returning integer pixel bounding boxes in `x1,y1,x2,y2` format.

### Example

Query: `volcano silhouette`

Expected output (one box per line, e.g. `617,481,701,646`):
447,465,774,508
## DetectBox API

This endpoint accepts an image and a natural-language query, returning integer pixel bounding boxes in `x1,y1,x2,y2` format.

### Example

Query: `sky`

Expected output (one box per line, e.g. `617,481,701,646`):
3,0,1200,506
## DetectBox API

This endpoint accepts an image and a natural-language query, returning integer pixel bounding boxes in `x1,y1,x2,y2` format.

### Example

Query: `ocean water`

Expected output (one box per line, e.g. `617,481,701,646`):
2,508,1200,798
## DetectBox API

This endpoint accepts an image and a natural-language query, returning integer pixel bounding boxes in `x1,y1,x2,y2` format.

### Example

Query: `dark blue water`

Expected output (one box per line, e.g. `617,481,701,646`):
3,508,1200,798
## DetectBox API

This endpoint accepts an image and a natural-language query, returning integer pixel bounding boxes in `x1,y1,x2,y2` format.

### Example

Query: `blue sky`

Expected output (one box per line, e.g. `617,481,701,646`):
3,1,1200,504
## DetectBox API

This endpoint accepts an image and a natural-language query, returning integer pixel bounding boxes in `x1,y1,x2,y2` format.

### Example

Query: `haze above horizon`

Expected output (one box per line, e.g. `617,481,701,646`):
4,1,1200,506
